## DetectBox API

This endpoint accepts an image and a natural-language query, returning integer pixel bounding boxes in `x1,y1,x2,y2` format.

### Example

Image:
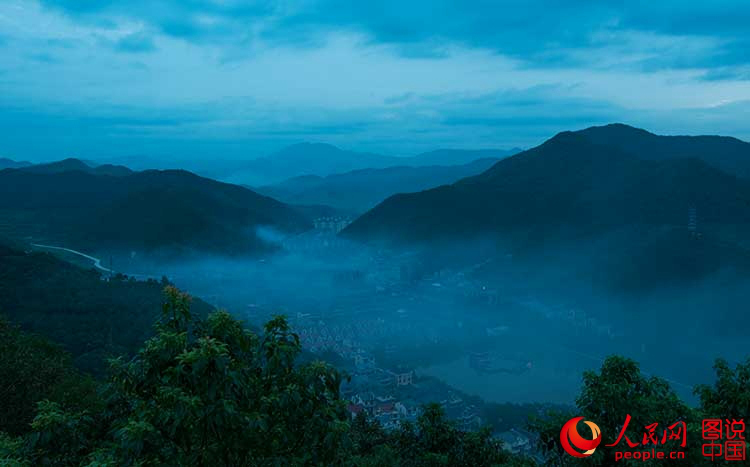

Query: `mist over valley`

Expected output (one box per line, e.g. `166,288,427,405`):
4,3,750,459
4,124,746,413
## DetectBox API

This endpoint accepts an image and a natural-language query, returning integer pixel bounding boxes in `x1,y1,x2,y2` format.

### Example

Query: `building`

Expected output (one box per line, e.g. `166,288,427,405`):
313,216,352,233
352,392,377,414
346,403,364,420
389,370,413,386
395,401,419,422
496,430,532,454
354,353,376,373
444,403,482,432
374,401,395,416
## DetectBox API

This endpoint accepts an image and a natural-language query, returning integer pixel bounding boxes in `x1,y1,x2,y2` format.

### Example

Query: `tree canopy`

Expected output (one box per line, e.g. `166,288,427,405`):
1,287,527,466
1,286,747,466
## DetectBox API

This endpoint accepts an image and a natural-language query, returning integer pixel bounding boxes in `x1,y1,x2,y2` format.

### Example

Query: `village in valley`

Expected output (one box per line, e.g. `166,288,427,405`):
165,219,623,457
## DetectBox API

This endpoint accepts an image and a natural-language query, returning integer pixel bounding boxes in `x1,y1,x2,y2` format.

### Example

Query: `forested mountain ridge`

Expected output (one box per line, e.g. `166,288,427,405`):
344,130,750,242
13,158,133,176
577,123,750,179
0,164,311,256
342,127,750,293
0,243,214,374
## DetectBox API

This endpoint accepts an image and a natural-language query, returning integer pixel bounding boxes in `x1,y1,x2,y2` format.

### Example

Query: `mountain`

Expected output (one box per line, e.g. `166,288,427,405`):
0,164,311,256
0,157,32,169
342,127,750,290
18,157,133,176
413,148,521,166
256,157,501,213
228,143,404,185
576,123,750,179
0,243,214,374
345,127,750,241
226,143,520,185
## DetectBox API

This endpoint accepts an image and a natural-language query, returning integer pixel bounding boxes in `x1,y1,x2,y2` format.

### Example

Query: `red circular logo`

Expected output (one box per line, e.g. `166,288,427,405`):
560,417,602,458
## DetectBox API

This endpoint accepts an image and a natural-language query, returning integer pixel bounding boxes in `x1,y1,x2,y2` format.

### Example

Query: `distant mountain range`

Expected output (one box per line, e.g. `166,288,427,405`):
225,143,520,185
255,157,501,213
0,157,32,170
414,148,523,166
1,157,137,175
0,159,310,256
12,145,521,186
343,124,750,290
18,157,134,176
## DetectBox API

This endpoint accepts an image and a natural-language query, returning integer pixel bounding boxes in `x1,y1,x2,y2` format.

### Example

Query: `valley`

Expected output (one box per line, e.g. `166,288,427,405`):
4,2,750,463
7,124,750,420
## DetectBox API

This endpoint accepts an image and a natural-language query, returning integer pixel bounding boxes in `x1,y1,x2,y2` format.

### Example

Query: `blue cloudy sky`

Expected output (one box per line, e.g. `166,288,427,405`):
1,0,749,163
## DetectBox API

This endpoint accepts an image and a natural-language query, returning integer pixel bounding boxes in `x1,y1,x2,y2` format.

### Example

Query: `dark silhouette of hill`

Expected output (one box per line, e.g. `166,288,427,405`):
343,128,750,290
577,123,750,179
0,157,32,169
0,164,311,256
256,157,501,213
17,157,134,176
345,131,750,240
0,243,214,374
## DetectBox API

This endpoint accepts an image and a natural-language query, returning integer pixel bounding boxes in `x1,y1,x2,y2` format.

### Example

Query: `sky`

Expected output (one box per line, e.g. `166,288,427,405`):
1,0,749,163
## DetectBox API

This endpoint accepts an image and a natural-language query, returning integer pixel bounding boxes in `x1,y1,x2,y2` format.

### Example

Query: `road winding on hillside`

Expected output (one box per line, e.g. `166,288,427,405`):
31,243,113,274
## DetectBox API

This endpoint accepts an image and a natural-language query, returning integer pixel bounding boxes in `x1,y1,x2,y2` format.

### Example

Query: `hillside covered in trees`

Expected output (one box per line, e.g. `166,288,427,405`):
1,286,747,466
342,126,750,294
0,162,310,257
0,244,213,374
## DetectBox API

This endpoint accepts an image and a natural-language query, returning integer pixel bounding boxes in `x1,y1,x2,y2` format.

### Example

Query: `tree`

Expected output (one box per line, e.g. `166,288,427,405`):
528,355,750,466
530,356,696,466
695,357,750,420
20,287,349,466
0,317,98,437
691,358,750,466
0,431,27,467
2,286,544,466
350,403,534,466
0,245,213,375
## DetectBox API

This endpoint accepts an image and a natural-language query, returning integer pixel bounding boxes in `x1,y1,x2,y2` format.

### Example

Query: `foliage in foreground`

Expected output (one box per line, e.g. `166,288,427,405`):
2,286,747,466
0,244,212,374
530,355,750,466
1,287,527,466
0,317,99,437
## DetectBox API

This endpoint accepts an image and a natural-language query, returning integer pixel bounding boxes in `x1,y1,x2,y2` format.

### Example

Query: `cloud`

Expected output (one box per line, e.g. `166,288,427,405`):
0,0,748,164
2,86,748,165
36,0,750,74
28,52,59,63
701,66,750,82
113,32,156,53
38,0,278,44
